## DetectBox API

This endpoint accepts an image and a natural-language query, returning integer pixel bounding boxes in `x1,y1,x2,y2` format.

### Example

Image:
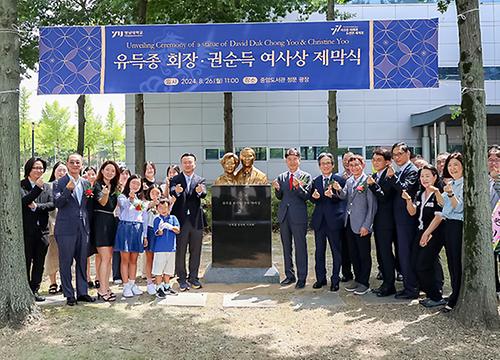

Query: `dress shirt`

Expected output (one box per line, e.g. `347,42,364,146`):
441,177,464,221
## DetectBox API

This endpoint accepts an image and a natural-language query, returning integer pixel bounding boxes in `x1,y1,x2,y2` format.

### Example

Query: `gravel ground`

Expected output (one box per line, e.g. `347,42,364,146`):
1,233,499,360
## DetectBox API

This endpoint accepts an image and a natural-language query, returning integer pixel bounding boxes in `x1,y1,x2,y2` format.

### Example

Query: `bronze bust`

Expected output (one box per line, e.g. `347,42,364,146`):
214,152,239,185
234,147,268,185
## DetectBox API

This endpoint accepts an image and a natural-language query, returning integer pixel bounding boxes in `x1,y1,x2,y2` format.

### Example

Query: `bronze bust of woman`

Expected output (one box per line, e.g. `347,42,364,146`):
214,152,240,185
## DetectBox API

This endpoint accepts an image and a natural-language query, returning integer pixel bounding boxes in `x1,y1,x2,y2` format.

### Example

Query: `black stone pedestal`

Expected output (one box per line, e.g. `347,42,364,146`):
203,185,279,284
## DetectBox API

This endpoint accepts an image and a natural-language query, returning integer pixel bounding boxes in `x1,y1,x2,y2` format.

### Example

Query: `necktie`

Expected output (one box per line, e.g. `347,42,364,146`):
186,176,191,192
289,173,294,190
324,177,329,190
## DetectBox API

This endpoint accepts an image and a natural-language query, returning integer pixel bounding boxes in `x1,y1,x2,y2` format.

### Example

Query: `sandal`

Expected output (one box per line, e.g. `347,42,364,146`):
98,292,116,302
48,284,58,295
95,280,100,289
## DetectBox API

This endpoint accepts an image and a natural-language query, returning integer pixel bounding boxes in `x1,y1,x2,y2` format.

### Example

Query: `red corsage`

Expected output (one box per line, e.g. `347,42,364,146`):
356,184,366,193
84,189,94,198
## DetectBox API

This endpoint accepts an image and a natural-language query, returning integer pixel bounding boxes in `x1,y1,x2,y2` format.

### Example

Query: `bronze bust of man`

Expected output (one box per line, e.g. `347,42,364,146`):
234,147,268,185
214,152,239,185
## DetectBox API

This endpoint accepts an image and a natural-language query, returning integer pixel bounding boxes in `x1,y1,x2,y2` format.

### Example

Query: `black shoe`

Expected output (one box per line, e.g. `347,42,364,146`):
330,283,340,292
77,295,96,303
376,287,396,297
340,275,353,283
295,281,305,289
188,279,202,289
280,278,296,286
67,297,77,306
88,281,95,289
396,272,403,282
376,271,383,281
394,290,418,300
95,280,100,289
156,287,166,299
312,280,327,289
33,292,45,302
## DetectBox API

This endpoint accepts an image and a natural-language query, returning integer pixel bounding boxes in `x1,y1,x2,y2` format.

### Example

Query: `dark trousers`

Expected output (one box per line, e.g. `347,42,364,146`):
24,232,48,293
280,216,308,282
314,225,342,285
175,220,203,283
341,227,353,279
414,229,444,301
112,251,121,281
444,219,463,308
373,226,396,289
395,223,418,294
346,218,372,288
55,222,89,299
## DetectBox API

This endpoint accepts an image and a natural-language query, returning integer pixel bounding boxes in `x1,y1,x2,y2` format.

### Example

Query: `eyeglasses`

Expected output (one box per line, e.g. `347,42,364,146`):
392,151,406,157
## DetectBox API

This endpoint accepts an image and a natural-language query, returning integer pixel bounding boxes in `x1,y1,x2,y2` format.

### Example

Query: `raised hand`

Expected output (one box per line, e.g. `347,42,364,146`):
66,180,75,191
444,182,453,195
102,184,110,196
401,190,411,201
324,186,334,198
429,185,440,194
35,177,44,188
367,175,375,186
175,184,184,194
272,179,280,191
332,181,342,191
195,183,204,194
312,189,320,199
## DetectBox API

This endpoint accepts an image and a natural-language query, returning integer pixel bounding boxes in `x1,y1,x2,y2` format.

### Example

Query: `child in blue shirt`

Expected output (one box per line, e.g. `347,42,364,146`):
152,198,180,298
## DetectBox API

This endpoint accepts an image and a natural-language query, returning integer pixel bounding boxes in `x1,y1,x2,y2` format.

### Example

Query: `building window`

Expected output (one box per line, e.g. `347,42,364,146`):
270,148,284,159
439,66,500,81
205,148,222,160
300,146,329,160
365,145,392,159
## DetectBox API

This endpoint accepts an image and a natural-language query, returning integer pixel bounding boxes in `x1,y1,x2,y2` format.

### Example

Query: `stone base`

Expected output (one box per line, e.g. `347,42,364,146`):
203,264,280,284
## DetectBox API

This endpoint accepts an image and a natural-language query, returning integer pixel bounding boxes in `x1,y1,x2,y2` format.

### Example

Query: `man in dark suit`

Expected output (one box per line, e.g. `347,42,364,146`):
367,148,397,297
20,157,55,302
310,152,346,291
170,153,207,291
387,142,419,299
273,148,312,289
53,153,95,306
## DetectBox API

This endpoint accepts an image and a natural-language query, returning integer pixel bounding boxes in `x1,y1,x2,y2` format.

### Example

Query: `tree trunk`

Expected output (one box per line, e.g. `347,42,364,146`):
76,94,86,156
327,0,339,157
453,0,500,329
134,93,145,174
0,0,37,327
134,0,147,174
224,92,233,153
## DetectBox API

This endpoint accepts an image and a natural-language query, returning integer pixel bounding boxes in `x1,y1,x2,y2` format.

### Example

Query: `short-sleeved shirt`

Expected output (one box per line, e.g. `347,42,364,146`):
152,214,179,252
414,190,442,230
441,177,464,221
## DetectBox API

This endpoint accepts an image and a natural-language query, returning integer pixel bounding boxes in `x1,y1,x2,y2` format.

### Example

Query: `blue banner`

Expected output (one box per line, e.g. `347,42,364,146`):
38,19,438,95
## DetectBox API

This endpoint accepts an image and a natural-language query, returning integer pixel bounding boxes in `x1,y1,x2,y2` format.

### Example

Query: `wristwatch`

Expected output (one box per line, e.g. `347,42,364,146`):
447,192,454,198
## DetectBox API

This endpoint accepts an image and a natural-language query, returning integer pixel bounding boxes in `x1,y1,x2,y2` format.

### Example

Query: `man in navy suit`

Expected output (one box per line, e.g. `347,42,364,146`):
273,148,312,289
367,148,397,296
387,142,419,299
170,153,207,291
53,153,95,305
310,153,346,291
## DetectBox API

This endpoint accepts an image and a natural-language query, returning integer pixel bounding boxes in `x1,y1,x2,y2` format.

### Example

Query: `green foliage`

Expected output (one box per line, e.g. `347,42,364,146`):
104,104,125,161
437,0,452,13
19,87,32,163
36,101,77,162
450,105,462,120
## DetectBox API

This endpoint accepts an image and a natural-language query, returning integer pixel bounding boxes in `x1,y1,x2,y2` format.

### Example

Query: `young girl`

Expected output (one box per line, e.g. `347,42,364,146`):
114,175,148,298
144,184,162,295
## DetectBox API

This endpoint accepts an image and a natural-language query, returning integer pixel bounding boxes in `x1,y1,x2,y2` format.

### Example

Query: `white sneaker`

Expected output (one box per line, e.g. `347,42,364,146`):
131,283,143,295
147,283,157,295
122,283,133,298
114,279,123,285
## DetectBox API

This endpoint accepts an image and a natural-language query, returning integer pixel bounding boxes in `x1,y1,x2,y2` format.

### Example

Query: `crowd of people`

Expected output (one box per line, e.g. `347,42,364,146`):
271,143,500,313
21,152,204,305
20,143,500,312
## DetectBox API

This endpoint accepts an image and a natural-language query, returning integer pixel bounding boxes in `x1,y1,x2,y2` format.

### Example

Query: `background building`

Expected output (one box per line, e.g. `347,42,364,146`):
125,0,500,182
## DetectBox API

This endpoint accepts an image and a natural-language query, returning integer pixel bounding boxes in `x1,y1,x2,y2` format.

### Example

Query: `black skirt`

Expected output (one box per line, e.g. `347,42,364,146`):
92,210,118,247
